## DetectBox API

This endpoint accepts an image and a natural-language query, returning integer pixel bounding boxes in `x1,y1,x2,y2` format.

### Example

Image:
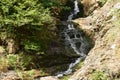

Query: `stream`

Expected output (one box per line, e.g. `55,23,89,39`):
56,0,91,77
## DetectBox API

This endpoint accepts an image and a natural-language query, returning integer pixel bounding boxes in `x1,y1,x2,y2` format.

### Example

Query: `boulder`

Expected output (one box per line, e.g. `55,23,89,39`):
79,0,100,15
40,76,59,80
0,71,20,80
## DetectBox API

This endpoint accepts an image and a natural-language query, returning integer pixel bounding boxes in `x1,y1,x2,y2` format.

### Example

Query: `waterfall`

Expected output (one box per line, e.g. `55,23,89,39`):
74,0,80,15
56,0,88,77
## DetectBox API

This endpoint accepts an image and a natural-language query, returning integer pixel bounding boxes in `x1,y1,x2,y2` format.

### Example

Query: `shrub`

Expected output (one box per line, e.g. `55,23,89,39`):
7,54,20,69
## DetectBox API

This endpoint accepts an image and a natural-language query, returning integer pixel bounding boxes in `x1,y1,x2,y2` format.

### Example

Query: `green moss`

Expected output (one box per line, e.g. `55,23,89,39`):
99,0,107,6
60,75,71,80
89,71,110,80
107,28,117,42
113,9,120,27
99,0,112,6
106,9,120,42
105,25,119,42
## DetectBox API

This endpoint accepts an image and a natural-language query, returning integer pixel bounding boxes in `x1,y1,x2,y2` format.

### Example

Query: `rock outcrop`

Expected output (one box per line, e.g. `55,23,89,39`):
70,0,120,80
0,71,20,80
79,0,100,15
40,76,59,80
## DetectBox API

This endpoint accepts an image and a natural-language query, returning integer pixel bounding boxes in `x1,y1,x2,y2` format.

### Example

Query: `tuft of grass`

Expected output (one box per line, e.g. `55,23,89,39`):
0,57,9,72
7,54,22,70
16,70,34,80
39,69,49,76
99,0,107,6
16,69,48,80
89,71,110,80
19,52,33,69
17,70,34,80
60,75,71,80
7,53,34,70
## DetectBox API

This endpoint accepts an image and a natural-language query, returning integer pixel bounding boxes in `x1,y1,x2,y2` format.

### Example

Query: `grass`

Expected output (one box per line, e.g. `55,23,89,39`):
99,0,107,5
0,57,9,72
16,69,48,80
60,75,71,80
89,71,110,80
7,54,20,69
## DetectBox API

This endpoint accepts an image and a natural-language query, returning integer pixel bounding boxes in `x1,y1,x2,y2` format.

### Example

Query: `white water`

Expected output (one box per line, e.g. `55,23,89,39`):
56,0,87,77
68,13,74,21
68,24,74,30
74,0,80,15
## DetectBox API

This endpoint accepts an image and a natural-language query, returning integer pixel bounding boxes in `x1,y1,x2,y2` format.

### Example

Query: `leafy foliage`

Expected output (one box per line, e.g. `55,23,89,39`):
39,0,71,18
7,54,19,69
0,0,52,27
0,0,55,52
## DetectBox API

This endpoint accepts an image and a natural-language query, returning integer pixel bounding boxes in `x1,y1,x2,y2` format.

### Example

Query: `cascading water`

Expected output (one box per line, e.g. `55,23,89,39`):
56,0,90,77
74,0,80,15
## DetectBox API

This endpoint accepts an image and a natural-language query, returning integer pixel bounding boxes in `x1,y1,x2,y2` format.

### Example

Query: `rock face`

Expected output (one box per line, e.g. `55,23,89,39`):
70,0,120,80
79,0,100,15
40,76,59,80
0,71,20,80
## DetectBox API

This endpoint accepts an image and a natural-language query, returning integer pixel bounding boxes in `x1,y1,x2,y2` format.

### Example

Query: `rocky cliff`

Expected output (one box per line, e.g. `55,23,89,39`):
69,0,120,80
